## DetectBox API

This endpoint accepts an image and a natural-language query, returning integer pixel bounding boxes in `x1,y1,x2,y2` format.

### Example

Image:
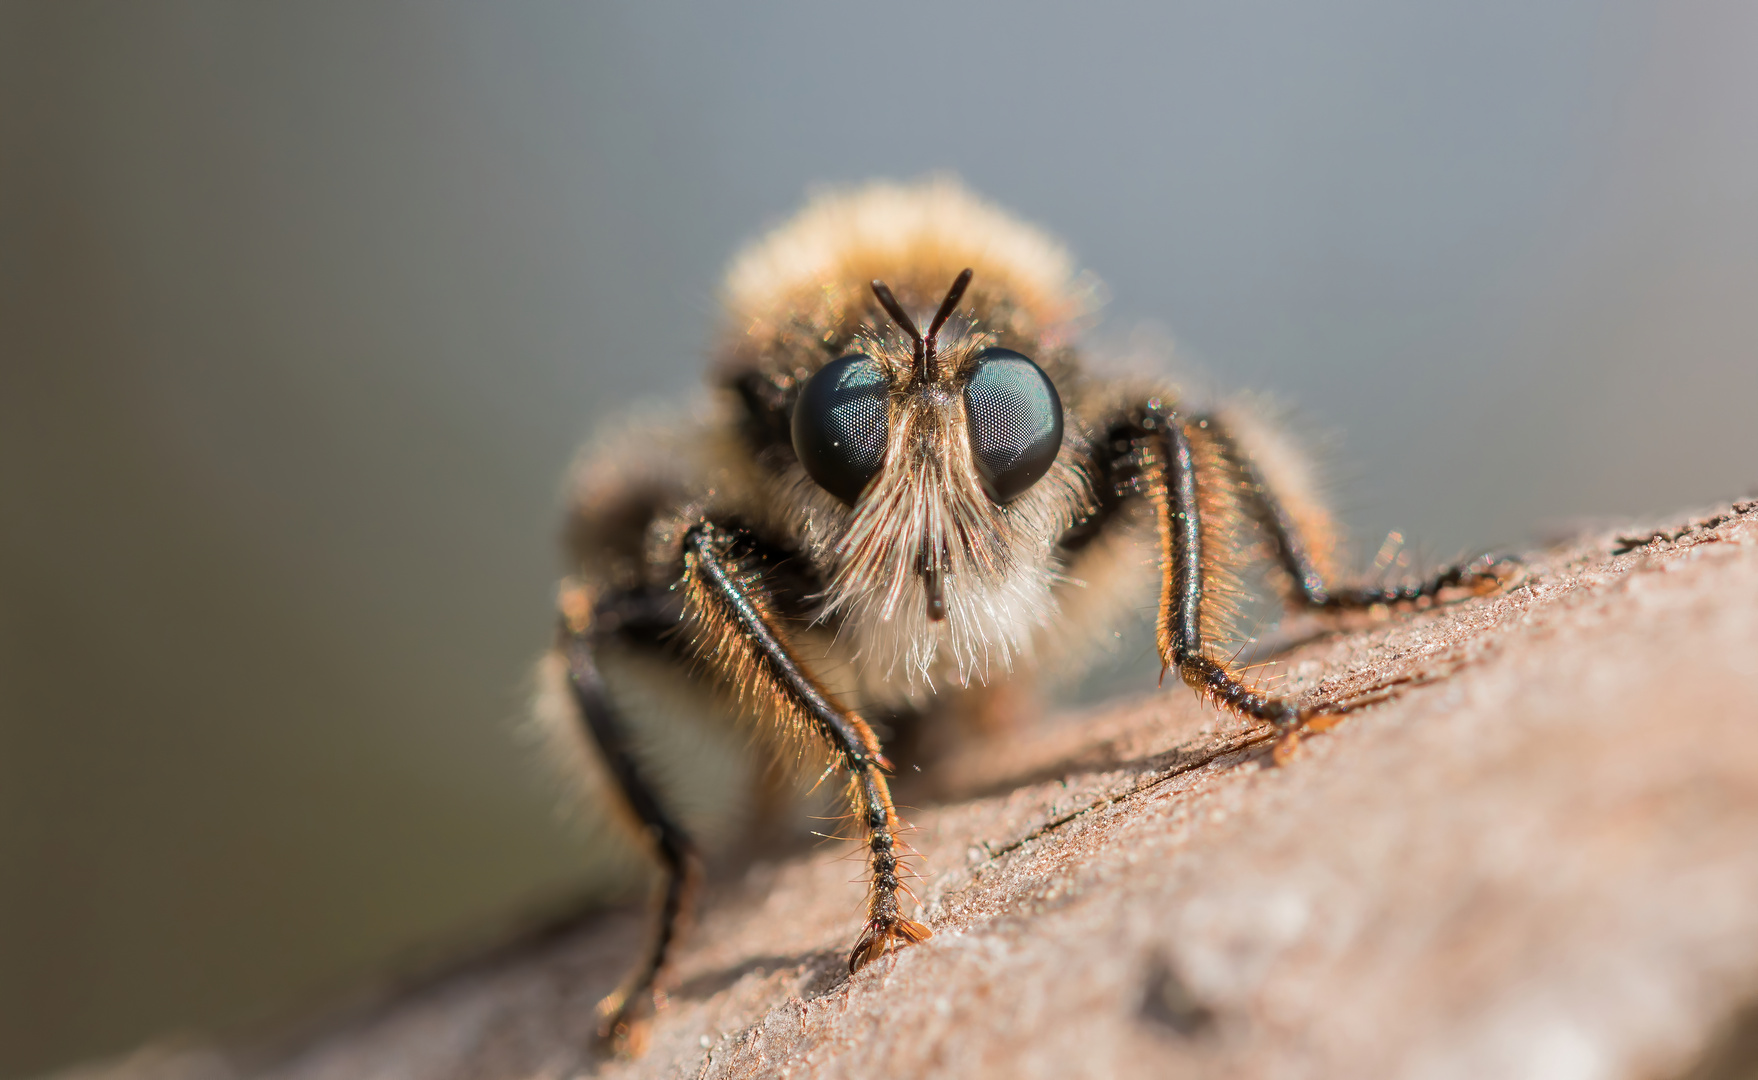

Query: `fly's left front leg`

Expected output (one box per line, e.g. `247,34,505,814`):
1116,405,1307,753
678,521,931,972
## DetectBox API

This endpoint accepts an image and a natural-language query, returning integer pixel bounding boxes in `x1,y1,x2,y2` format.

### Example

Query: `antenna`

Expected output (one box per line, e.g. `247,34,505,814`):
870,268,974,383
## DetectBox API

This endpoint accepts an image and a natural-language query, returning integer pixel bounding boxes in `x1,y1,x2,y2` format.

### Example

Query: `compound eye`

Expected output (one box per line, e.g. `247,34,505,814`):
963,348,1064,502
790,353,891,505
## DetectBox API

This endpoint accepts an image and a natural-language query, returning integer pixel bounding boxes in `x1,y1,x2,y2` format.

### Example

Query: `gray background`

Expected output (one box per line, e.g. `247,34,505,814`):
4,2,1756,1075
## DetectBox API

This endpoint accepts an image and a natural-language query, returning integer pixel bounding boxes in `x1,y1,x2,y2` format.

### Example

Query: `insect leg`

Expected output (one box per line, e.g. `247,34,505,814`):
679,521,931,974
1197,411,1510,611
555,586,702,1053
1131,407,1302,730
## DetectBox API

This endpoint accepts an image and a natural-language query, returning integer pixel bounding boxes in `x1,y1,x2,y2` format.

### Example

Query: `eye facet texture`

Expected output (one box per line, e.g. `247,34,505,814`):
963,348,1063,502
791,354,891,505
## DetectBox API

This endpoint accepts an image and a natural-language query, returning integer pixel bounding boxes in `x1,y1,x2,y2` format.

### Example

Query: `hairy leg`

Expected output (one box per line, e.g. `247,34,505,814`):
555,586,702,1054
1199,410,1511,611
678,522,930,972
1125,406,1303,730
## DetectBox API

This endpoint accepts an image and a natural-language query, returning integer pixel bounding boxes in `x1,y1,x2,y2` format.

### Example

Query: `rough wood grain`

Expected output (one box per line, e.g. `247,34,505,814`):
66,502,1758,1080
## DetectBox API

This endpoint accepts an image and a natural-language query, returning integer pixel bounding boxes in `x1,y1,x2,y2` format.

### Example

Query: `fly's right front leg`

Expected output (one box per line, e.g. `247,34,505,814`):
676,522,931,973
556,518,931,1056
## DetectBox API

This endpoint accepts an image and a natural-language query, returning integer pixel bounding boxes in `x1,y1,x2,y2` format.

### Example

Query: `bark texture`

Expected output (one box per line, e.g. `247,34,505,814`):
68,503,1758,1080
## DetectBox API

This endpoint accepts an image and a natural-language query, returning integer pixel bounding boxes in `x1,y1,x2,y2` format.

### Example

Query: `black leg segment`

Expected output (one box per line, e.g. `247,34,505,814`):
678,522,929,973
1130,406,1301,730
557,596,703,1051
1198,412,1509,611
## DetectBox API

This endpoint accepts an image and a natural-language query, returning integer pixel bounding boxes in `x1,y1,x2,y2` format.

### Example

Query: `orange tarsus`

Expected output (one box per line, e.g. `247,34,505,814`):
848,916,934,973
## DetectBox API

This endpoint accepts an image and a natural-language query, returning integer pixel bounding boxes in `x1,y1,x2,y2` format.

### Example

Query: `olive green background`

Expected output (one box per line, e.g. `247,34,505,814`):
4,3,1757,1075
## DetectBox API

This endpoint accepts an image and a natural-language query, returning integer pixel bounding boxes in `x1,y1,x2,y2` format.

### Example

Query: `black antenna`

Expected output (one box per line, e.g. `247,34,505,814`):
870,268,974,383
869,279,923,378
924,268,973,382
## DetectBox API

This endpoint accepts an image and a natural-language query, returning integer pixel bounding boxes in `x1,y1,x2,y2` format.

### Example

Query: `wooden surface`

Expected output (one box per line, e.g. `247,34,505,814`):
68,502,1758,1080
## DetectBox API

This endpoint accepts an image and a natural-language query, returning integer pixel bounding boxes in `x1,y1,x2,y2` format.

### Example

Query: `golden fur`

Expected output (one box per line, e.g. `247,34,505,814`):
719,177,1097,371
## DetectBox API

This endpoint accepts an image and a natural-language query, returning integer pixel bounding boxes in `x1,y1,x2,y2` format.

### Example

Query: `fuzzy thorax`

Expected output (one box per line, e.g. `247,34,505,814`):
819,386,1088,686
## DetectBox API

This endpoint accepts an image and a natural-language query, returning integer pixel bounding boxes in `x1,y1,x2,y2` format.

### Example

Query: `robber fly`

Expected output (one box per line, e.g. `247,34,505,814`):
539,179,1506,1052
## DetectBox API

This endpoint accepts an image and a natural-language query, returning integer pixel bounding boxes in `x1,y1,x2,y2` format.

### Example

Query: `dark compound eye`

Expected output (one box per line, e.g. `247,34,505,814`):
790,353,891,505
963,348,1064,502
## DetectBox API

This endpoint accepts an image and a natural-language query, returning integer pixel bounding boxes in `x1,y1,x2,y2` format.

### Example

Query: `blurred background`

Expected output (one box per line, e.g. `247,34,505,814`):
3,2,1756,1075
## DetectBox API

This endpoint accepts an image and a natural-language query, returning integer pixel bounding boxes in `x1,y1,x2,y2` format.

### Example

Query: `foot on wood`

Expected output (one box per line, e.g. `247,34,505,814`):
848,916,933,972
595,987,659,1058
